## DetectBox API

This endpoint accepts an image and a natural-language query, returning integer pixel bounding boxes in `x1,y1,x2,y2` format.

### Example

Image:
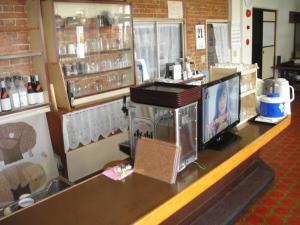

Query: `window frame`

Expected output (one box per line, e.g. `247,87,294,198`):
133,18,186,78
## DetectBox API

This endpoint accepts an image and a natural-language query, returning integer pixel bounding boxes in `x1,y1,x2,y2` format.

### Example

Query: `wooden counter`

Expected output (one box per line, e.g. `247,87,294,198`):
0,116,291,225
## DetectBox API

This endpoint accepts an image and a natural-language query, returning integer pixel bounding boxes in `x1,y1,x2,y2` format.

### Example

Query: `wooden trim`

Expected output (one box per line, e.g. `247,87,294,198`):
71,87,130,108
46,111,68,177
33,0,53,111
47,63,72,110
133,116,291,225
73,84,132,99
0,103,49,117
0,104,50,124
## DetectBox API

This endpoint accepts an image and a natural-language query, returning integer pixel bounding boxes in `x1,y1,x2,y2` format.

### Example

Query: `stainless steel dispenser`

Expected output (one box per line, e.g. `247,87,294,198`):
129,102,198,172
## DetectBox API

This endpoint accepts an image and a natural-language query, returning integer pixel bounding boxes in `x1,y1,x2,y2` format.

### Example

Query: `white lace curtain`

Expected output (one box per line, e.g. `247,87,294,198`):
212,23,231,64
134,21,183,79
134,22,157,80
63,99,128,152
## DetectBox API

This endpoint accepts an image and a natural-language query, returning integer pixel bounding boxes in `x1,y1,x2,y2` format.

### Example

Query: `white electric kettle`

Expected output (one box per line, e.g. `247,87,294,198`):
273,78,295,115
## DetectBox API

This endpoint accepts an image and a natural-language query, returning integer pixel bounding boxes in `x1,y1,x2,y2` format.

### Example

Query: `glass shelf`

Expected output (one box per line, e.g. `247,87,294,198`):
0,51,43,60
64,66,132,80
58,48,131,59
0,103,50,117
45,1,135,107
66,67,132,98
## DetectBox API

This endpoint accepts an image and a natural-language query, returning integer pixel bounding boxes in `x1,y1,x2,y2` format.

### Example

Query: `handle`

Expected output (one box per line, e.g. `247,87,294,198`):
289,85,295,102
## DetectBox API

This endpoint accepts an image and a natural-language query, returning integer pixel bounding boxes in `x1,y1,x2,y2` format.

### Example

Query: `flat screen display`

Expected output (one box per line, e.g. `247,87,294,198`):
202,74,240,144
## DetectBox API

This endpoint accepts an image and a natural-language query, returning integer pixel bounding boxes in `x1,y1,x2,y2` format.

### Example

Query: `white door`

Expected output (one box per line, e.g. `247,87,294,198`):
262,46,275,79
262,11,276,79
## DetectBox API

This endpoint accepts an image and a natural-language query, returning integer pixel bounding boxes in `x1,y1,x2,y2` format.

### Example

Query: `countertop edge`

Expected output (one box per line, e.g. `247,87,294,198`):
133,116,291,225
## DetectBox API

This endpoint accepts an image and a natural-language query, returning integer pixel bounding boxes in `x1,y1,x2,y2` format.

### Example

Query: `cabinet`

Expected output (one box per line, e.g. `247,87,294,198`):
210,64,258,124
0,0,50,119
47,98,129,181
41,0,135,110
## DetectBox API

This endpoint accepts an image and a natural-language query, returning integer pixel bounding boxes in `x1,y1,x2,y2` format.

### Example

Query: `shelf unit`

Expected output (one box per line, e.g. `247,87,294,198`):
210,64,258,125
0,0,50,118
41,0,135,110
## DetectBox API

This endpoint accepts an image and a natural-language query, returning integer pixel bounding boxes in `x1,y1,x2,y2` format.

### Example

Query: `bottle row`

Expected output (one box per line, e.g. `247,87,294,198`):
0,75,44,113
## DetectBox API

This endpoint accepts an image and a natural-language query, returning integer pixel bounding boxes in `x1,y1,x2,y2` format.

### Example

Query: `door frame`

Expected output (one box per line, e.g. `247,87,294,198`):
252,8,277,79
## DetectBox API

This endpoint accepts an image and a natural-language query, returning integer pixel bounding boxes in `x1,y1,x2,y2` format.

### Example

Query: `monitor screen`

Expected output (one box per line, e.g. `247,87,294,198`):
201,74,240,145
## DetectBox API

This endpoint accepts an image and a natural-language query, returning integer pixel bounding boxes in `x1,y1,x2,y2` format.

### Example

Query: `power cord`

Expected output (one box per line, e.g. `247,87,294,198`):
192,161,207,170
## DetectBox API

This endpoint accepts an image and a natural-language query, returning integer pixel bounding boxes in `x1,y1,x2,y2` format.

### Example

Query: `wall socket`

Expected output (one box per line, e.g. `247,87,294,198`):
201,55,206,63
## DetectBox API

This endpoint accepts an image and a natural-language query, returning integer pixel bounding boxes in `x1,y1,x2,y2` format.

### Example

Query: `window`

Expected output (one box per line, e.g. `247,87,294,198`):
207,22,231,68
134,20,184,80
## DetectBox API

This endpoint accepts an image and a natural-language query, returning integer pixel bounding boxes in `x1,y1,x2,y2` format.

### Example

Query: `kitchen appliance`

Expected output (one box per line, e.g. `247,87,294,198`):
260,93,285,118
263,78,295,115
166,63,175,79
166,63,182,80
129,102,198,172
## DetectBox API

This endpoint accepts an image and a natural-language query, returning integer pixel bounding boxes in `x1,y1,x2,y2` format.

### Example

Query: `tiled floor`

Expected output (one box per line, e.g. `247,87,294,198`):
235,91,300,225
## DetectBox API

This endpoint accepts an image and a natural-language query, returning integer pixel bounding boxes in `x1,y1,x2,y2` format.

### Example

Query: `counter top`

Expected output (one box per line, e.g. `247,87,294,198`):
0,116,291,225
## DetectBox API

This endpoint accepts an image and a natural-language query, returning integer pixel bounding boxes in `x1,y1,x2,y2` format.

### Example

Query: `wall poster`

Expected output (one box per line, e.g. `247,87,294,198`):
196,24,206,50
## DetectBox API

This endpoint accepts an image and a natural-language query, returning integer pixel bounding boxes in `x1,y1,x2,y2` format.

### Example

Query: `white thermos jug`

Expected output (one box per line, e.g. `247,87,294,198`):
274,78,295,115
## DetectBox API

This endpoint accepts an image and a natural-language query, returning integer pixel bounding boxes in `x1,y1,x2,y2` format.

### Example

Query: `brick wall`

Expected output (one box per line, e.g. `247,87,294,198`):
0,0,33,78
130,0,229,70
0,0,228,77
131,0,169,18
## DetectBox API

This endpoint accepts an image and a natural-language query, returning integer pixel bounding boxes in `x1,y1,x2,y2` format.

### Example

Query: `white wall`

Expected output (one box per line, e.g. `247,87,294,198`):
232,0,299,64
229,0,242,63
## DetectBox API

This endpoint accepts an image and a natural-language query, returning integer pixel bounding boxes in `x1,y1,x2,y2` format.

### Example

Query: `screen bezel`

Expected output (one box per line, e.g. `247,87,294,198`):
199,72,241,149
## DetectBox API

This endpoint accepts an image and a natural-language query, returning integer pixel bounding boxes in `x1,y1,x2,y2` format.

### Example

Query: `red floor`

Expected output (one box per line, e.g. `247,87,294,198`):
235,92,300,225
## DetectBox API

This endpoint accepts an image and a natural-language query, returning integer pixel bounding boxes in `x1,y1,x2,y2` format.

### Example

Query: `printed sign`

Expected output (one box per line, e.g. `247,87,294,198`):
196,24,206,50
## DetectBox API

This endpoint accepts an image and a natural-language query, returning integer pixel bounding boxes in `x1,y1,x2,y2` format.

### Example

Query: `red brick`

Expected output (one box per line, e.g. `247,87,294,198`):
3,5,14,11
14,5,25,12
0,0,26,4
0,12,27,19
15,19,27,25
0,19,15,26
